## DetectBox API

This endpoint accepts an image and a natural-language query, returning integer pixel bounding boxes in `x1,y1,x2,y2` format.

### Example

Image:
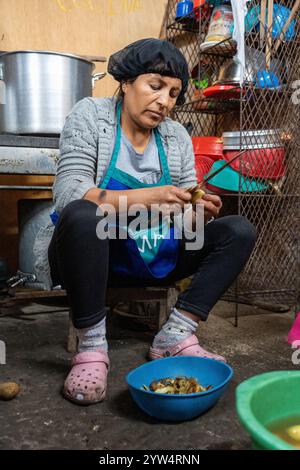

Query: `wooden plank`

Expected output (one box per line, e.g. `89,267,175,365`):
8,288,67,299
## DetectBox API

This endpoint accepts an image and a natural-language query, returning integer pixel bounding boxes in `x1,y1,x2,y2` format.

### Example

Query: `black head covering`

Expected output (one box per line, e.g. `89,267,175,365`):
108,38,189,105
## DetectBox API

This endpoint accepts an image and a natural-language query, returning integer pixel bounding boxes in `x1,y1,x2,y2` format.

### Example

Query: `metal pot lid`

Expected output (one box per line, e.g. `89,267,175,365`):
223,130,282,147
0,50,98,69
223,143,284,150
223,129,279,138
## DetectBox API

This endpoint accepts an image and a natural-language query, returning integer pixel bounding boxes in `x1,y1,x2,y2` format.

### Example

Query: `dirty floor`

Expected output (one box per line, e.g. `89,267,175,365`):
0,298,298,450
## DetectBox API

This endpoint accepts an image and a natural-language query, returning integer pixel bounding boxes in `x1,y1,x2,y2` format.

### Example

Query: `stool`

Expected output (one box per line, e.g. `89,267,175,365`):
67,286,178,353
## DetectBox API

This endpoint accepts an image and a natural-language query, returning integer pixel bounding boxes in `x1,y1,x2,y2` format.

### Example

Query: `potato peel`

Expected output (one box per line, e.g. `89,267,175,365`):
142,377,213,395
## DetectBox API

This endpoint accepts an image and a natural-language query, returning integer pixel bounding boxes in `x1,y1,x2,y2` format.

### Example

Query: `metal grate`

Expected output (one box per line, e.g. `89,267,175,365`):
165,0,300,311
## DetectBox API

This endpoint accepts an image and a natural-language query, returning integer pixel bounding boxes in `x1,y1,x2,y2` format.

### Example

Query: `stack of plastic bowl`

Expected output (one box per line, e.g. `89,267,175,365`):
192,136,223,183
222,130,286,180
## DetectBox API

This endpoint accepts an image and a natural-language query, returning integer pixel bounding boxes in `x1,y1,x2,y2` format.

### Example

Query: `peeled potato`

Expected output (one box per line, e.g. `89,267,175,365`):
191,189,205,205
186,186,206,205
0,382,21,400
286,425,300,442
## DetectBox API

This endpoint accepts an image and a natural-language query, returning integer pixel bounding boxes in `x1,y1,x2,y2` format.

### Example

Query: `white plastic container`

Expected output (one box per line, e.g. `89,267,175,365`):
200,5,234,50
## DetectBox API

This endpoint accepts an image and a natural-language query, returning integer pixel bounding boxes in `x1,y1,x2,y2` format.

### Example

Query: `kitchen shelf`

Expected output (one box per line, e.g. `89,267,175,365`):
165,0,300,316
167,13,200,33
175,93,241,115
199,37,237,58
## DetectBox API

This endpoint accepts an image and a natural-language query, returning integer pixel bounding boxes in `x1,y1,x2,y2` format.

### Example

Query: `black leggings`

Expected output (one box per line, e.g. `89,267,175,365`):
48,199,257,329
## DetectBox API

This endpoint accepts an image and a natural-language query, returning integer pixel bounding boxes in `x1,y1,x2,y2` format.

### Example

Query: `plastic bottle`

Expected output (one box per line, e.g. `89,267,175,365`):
203,4,234,46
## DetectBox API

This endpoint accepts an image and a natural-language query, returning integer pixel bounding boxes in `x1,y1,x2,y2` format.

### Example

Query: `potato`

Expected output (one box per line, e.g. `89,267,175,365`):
191,189,205,205
0,382,21,400
287,425,300,442
186,186,205,205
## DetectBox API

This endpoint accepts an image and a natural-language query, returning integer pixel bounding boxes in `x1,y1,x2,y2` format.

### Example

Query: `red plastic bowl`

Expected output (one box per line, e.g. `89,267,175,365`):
203,85,244,100
193,1,211,21
205,182,235,195
192,136,224,162
223,147,286,179
194,155,215,183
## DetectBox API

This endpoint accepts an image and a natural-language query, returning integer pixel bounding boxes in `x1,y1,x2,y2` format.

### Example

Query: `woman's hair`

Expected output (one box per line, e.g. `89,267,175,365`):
114,78,136,101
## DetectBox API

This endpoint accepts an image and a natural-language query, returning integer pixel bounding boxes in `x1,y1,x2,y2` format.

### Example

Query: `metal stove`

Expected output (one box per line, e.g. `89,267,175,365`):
0,134,59,189
0,134,60,288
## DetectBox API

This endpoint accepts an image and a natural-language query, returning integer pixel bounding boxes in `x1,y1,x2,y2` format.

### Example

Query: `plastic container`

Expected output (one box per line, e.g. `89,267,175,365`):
222,130,286,180
192,136,223,161
176,1,194,19
236,371,300,450
193,0,205,7
205,182,234,195
200,4,234,50
192,136,223,184
193,0,209,21
223,148,286,180
126,356,233,422
195,155,215,183
243,4,296,41
204,160,268,193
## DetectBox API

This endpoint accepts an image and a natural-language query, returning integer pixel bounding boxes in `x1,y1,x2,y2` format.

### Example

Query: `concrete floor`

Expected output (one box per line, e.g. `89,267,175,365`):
0,297,298,450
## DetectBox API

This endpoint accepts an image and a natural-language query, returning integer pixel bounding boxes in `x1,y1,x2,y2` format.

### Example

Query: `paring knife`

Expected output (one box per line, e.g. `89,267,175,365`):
186,149,247,203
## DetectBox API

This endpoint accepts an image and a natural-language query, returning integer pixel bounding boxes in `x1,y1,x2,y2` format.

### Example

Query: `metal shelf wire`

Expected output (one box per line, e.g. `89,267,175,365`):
165,0,300,312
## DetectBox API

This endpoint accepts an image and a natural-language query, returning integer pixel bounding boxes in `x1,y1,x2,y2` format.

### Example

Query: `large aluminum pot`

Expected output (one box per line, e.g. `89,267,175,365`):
0,51,106,134
222,130,283,150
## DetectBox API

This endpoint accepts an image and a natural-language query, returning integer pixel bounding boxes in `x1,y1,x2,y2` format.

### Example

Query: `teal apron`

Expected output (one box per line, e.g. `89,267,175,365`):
100,102,179,279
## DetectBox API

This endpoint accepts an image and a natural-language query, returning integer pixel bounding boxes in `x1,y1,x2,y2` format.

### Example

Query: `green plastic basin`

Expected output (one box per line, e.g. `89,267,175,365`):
236,371,300,450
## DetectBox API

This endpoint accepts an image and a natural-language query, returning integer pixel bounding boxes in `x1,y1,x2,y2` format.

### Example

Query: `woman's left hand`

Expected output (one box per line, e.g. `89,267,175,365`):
195,193,223,222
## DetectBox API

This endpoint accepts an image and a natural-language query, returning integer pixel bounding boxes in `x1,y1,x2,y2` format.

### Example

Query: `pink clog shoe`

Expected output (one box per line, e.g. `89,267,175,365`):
63,350,109,405
148,334,226,362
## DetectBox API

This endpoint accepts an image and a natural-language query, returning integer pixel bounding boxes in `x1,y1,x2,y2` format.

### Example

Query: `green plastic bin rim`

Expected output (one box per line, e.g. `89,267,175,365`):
236,371,300,451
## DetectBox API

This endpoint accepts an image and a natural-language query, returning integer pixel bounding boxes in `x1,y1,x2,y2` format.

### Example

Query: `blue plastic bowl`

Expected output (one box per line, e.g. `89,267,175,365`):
126,356,233,422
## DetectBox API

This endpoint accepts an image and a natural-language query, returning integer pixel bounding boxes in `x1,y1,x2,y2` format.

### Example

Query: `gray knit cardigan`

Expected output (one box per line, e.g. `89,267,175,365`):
33,97,197,289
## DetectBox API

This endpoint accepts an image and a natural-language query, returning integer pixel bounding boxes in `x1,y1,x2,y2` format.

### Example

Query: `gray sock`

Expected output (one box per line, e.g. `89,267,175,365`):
152,308,198,349
76,317,108,353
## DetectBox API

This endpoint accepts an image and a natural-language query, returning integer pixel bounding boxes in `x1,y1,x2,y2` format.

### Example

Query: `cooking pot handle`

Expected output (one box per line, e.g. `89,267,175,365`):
92,72,106,89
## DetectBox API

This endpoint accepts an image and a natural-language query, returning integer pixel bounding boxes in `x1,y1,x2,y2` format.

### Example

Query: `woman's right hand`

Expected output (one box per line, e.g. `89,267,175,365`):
84,186,192,215
144,185,192,208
